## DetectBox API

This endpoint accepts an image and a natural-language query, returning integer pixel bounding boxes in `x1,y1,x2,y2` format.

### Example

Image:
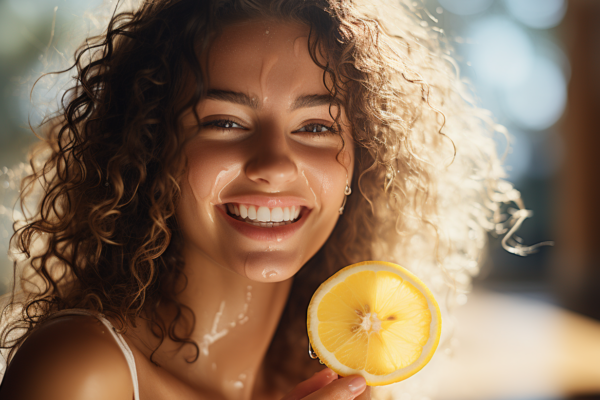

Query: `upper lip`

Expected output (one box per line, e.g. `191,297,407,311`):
218,194,312,209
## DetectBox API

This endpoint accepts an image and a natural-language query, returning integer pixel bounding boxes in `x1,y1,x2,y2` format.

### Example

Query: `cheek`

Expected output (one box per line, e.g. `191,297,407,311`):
298,145,353,210
185,140,243,202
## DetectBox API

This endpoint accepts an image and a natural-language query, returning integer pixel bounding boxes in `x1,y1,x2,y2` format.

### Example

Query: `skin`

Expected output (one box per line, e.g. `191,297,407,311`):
0,19,369,400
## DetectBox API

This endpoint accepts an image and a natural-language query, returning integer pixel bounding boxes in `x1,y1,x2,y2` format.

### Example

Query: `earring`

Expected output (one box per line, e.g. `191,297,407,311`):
339,183,352,215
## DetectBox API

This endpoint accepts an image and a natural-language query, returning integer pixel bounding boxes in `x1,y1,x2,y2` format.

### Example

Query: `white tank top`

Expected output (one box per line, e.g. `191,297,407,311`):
0,309,140,400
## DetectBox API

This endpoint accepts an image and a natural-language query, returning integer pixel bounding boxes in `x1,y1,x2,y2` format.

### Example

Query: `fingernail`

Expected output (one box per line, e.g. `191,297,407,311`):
348,376,366,393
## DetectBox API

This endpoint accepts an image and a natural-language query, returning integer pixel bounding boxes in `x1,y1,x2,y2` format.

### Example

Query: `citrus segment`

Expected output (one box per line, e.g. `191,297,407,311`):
307,261,441,386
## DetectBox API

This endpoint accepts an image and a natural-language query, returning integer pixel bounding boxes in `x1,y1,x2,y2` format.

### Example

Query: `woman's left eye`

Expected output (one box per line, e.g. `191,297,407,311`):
294,123,337,135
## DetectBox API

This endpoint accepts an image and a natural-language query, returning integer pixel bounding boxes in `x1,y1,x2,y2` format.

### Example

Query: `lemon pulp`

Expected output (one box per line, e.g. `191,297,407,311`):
307,261,441,386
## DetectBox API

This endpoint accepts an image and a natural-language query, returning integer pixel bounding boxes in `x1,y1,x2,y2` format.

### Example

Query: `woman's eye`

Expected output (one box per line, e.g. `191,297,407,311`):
202,119,245,130
295,123,337,135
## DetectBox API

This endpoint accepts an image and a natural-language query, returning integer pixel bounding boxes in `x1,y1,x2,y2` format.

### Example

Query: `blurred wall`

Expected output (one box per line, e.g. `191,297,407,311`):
554,0,600,321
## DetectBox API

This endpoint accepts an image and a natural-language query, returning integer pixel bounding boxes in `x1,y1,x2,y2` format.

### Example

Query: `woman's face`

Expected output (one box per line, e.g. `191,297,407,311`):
178,19,353,282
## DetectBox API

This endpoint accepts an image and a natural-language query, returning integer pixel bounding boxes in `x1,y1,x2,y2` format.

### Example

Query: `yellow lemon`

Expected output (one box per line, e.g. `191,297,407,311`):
307,261,441,386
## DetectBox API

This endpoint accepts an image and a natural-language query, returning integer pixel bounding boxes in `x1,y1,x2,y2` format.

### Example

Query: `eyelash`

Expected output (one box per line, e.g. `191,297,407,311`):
296,123,339,135
201,119,246,130
201,119,338,135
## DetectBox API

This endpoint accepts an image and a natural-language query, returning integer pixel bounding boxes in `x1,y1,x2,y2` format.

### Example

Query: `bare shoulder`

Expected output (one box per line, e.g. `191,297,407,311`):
0,314,134,400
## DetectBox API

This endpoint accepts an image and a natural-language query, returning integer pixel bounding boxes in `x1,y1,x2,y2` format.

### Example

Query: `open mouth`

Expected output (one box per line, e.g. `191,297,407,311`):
225,203,304,228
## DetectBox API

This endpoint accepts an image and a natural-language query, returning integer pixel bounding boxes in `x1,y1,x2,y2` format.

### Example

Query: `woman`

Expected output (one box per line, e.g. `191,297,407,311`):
0,0,533,399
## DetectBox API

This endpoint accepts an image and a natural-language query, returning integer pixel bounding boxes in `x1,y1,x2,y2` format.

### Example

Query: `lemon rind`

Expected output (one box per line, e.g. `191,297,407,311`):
307,261,442,386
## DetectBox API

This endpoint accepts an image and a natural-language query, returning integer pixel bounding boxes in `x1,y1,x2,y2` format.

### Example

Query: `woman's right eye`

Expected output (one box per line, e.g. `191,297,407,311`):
201,119,245,130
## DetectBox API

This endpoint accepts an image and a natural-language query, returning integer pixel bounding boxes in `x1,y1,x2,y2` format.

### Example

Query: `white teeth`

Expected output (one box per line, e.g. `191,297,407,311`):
247,205,257,220
226,203,303,224
256,206,270,222
271,207,283,222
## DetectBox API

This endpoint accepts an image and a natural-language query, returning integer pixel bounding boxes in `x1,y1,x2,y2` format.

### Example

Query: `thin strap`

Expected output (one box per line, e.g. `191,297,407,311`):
48,309,140,400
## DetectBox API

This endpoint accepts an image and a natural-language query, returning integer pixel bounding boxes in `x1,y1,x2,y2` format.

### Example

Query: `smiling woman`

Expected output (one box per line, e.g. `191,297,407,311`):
0,1,530,400
179,20,353,283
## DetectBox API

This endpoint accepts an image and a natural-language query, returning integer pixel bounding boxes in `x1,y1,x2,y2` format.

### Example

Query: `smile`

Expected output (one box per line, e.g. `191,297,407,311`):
225,203,303,227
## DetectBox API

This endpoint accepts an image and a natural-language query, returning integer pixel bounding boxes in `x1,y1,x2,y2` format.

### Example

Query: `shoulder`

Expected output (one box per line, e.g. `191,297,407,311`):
0,314,134,400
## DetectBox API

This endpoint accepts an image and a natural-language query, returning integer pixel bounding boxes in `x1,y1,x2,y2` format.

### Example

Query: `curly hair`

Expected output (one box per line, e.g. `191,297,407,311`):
1,0,541,394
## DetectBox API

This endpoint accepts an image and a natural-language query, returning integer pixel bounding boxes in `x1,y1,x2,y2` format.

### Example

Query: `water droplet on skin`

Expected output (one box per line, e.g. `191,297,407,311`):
215,169,240,204
207,202,214,223
200,301,229,356
212,362,217,371
261,269,278,279
301,170,318,204
233,381,244,389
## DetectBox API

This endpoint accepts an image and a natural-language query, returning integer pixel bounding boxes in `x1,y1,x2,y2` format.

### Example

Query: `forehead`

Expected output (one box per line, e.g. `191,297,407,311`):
206,19,328,95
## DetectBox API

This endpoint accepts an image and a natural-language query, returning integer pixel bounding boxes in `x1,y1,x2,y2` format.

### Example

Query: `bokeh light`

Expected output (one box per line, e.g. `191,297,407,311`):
466,16,534,88
504,0,566,29
501,57,567,131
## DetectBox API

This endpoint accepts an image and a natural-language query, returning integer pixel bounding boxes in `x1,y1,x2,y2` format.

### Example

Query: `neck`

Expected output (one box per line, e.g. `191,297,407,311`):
129,244,292,400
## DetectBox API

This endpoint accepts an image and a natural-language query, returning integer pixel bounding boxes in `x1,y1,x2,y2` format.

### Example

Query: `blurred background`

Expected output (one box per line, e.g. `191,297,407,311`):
0,0,598,399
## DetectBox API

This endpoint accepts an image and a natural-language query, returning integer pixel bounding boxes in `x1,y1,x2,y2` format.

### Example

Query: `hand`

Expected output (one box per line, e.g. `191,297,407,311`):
281,368,371,400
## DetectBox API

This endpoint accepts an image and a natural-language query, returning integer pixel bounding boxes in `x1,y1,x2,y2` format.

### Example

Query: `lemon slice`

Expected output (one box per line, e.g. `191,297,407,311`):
307,261,441,386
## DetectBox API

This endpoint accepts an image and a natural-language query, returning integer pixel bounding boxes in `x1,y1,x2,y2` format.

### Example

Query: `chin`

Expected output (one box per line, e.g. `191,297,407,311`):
239,250,309,283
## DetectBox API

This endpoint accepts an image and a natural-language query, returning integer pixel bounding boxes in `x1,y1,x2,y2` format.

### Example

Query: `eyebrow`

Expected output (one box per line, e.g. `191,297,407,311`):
291,94,338,111
205,89,337,111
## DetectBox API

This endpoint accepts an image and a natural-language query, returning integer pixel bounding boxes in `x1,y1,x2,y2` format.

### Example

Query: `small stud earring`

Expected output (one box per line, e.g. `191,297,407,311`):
339,183,352,215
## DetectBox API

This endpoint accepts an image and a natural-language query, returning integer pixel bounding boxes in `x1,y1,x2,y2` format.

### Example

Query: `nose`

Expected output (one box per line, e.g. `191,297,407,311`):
245,126,298,188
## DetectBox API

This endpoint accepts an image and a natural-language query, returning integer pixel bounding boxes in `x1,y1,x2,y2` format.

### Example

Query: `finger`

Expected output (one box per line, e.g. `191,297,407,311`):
355,385,371,400
282,368,338,400
303,375,366,400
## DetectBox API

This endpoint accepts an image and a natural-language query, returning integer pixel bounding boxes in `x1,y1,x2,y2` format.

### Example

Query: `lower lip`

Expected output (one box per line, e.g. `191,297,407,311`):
216,206,310,242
